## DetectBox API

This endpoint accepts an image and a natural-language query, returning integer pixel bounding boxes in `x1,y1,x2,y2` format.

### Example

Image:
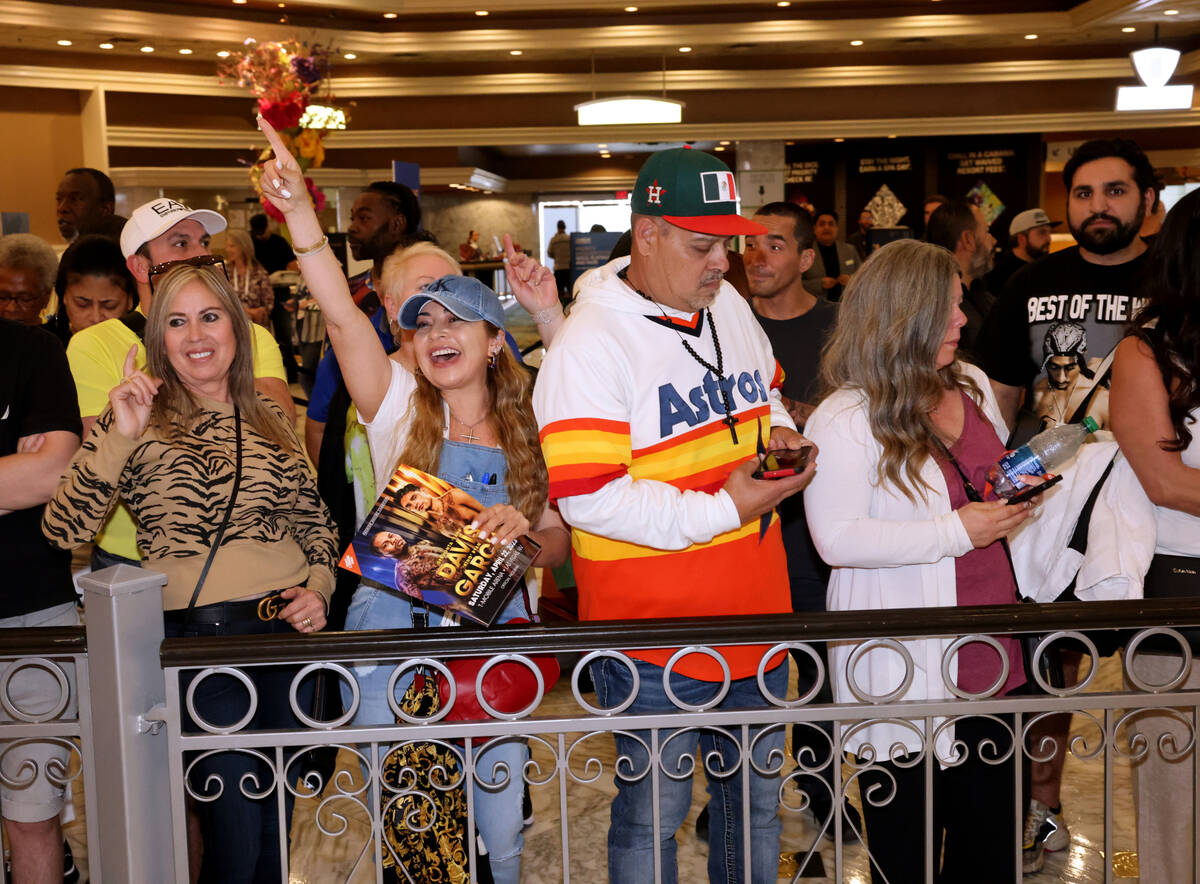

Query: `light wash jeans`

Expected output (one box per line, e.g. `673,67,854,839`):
591,656,787,884
343,583,529,884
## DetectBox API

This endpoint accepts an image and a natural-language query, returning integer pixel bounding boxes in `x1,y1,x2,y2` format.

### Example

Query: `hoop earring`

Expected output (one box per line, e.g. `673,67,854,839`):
488,351,498,369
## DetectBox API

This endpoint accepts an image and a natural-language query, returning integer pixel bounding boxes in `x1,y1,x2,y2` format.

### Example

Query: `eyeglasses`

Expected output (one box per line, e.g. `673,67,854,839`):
0,292,45,306
147,255,227,293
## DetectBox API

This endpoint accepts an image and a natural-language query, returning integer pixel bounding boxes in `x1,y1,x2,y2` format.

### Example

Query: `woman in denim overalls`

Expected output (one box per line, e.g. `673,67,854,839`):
257,122,570,884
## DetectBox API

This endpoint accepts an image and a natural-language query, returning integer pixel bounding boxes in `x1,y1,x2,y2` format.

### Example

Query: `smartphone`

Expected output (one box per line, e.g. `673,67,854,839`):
753,446,812,480
1004,473,1063,505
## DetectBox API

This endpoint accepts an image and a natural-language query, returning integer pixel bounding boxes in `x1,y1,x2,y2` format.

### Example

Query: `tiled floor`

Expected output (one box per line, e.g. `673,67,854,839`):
282,652,1144,883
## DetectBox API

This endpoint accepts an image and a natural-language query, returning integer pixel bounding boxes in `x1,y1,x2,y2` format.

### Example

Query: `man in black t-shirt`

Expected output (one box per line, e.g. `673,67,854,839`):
0,319,82,883
743,201,859,840
976,139,1156,437
973,137,1157,875
925,200,997,360
249,213,297,275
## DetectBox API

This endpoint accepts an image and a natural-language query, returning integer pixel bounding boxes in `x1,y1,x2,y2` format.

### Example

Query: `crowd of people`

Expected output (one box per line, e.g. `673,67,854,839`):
1,126,1197,883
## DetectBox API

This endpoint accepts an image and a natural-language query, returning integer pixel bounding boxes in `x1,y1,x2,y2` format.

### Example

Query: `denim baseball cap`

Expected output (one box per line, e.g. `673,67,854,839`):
632,147,766,237
398,274,506,330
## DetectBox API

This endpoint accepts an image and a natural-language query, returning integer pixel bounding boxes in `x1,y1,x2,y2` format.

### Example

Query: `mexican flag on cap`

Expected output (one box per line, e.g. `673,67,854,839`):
631,147,766,237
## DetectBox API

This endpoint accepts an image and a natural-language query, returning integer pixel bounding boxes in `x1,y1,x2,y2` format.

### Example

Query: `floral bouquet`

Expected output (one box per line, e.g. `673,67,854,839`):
219,40,338,217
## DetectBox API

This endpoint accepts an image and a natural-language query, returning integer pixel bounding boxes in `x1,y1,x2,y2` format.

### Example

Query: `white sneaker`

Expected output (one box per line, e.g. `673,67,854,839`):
1023,799,1069,875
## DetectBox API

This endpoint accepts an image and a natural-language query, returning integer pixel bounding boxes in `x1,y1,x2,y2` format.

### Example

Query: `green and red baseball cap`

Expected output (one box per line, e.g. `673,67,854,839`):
632,147,766,236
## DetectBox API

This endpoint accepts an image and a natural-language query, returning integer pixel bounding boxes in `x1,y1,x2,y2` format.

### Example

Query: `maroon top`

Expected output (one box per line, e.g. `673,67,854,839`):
937,391,1026,697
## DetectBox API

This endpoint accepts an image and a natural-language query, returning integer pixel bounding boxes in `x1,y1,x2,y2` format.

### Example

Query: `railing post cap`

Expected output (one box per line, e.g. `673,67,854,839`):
78,564,167,598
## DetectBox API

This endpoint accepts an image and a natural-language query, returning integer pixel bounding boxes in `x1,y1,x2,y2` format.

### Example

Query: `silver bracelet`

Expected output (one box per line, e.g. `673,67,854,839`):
530,306,560,325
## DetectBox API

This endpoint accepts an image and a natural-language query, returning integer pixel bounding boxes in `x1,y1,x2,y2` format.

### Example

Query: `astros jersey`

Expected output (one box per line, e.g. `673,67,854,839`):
533,256,794,681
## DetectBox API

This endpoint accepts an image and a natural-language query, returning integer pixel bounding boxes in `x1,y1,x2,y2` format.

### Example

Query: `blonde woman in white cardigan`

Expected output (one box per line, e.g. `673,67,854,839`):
804,239,1037,884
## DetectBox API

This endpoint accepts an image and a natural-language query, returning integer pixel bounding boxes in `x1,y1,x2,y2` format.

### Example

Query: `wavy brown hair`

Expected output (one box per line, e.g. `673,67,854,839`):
144,264,296,453
821,238,981,502
390,338,548,522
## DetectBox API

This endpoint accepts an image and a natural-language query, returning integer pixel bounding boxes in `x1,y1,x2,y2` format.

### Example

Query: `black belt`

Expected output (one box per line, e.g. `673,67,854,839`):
165,591,286,626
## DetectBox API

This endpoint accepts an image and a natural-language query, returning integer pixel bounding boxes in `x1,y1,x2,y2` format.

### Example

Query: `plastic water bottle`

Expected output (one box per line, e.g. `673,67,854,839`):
987,416,1099,499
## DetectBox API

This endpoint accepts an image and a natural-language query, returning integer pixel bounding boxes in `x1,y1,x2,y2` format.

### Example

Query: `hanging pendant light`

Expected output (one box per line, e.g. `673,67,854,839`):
1117,27,1193,111
575,55,685,126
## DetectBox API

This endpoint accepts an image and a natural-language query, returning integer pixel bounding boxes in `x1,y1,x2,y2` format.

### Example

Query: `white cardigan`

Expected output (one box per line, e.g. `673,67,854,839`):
804,363,1008,761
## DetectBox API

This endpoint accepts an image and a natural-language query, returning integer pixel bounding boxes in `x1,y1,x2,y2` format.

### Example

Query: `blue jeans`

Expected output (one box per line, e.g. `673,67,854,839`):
592,657,787,884
343,583,529,884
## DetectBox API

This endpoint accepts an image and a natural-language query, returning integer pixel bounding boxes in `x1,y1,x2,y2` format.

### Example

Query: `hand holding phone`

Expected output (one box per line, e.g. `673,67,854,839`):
1004,473,1063,505
753,446,812,480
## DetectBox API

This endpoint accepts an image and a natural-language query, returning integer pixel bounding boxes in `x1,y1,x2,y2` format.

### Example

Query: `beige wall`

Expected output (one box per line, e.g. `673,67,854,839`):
420,193,537,258
0,88,85,244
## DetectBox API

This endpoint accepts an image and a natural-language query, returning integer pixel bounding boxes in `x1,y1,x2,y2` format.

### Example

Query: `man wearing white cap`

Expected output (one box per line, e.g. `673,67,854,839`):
985,207,1059,295
66,197,291,571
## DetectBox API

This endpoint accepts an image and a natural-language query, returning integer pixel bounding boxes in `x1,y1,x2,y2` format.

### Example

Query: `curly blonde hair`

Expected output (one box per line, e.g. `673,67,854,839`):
820,239,981,502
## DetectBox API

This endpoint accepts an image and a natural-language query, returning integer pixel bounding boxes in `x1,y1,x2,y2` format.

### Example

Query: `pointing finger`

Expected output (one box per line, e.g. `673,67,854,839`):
256,115,298,169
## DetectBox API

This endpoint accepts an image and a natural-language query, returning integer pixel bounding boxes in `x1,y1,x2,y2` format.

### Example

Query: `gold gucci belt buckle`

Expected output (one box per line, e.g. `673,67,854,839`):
257,594,283,621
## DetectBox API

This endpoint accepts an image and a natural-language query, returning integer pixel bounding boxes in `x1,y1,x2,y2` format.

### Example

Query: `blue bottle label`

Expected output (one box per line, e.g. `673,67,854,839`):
998,447,1045,485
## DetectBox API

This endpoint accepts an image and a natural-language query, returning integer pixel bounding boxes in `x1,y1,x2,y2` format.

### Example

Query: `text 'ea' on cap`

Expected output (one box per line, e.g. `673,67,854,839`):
632,147,766,237
120,198,227,258
398,274,506,330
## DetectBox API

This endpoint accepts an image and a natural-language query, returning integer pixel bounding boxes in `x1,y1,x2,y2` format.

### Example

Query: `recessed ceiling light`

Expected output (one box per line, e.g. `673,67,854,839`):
179,48,193,54
232,0,247,4
343,52,357,59
719,140,730,145
217,50,231,57
384,11,397,18
785,140,795,145
475,9,489,14
277,2,285,6
140,45,154,52
834,137,845,142
714,146,725,152
1164,8,1179,14
624,5,638,10
99,42,114,49
1122,26,1136,32
509,49,522,55
56,39,72,46
1025,33,1038,40
777,1,791,6
850,40,864,46
678,46,692,52
887,134,898,139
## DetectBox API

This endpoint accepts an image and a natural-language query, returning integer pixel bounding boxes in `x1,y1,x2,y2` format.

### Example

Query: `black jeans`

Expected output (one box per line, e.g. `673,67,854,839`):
857,714,1019,884
165,611,311,884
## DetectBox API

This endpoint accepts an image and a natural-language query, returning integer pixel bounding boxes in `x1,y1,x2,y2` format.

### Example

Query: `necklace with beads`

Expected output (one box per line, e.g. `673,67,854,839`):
618,265,739,444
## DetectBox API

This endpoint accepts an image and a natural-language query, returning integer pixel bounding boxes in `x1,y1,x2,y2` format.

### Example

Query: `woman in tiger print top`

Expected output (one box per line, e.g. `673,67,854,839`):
42,261,335,884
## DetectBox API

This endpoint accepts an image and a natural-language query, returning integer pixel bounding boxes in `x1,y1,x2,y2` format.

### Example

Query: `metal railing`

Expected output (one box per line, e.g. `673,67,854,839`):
14,565,1200,882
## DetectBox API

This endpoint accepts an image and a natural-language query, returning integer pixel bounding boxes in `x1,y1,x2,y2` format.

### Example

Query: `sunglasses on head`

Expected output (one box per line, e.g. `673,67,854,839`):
147,255,227,293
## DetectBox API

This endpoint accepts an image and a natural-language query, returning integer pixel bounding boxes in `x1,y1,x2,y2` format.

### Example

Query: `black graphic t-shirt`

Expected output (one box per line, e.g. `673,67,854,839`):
976,246,1148,441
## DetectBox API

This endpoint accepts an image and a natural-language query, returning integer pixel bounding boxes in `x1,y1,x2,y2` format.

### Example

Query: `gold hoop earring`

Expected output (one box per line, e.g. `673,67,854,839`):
488,351,498,369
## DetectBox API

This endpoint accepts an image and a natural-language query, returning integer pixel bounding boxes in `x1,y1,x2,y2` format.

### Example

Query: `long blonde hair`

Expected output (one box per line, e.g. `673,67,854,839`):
820,239,980,501
144,264,295,452
224,229,263,272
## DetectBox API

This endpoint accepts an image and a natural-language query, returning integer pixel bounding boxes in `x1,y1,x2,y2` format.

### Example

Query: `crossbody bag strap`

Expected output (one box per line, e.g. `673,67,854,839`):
933,435,1022,595
185,406,243,616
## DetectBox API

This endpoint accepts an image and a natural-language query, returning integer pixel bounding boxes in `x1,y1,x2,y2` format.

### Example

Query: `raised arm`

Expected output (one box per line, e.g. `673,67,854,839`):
257,116,393,421
503,234,564,348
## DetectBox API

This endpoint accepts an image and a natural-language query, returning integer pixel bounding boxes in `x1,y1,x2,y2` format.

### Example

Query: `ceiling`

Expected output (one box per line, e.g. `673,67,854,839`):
5,0,1199,190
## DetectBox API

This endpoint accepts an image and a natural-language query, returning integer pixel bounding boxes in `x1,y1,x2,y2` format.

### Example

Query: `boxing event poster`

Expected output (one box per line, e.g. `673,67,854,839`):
339,464,540,627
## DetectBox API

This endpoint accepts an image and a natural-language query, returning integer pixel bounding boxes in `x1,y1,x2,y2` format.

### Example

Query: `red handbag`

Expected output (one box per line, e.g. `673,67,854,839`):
434,620,560,721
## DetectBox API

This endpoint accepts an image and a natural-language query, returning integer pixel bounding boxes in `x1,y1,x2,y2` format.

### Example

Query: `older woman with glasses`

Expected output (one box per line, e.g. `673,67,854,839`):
44,262,336,884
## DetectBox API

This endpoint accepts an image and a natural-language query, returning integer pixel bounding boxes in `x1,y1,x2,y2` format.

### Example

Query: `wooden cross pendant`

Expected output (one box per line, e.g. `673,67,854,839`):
722,414,739,445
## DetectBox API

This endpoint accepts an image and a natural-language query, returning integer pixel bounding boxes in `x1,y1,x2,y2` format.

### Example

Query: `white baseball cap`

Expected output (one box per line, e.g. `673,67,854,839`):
1008,208,1061,237
120,197,227,258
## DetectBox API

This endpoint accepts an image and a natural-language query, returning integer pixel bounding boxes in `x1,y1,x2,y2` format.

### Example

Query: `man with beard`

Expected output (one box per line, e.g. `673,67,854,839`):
986,207,1059,295
925,199,996,359
977,138,1156,434
347,181,422,314
975,137,1157,875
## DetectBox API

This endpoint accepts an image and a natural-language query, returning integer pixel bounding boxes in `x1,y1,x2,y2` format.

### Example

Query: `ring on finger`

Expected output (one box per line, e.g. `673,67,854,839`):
301,616,312,629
